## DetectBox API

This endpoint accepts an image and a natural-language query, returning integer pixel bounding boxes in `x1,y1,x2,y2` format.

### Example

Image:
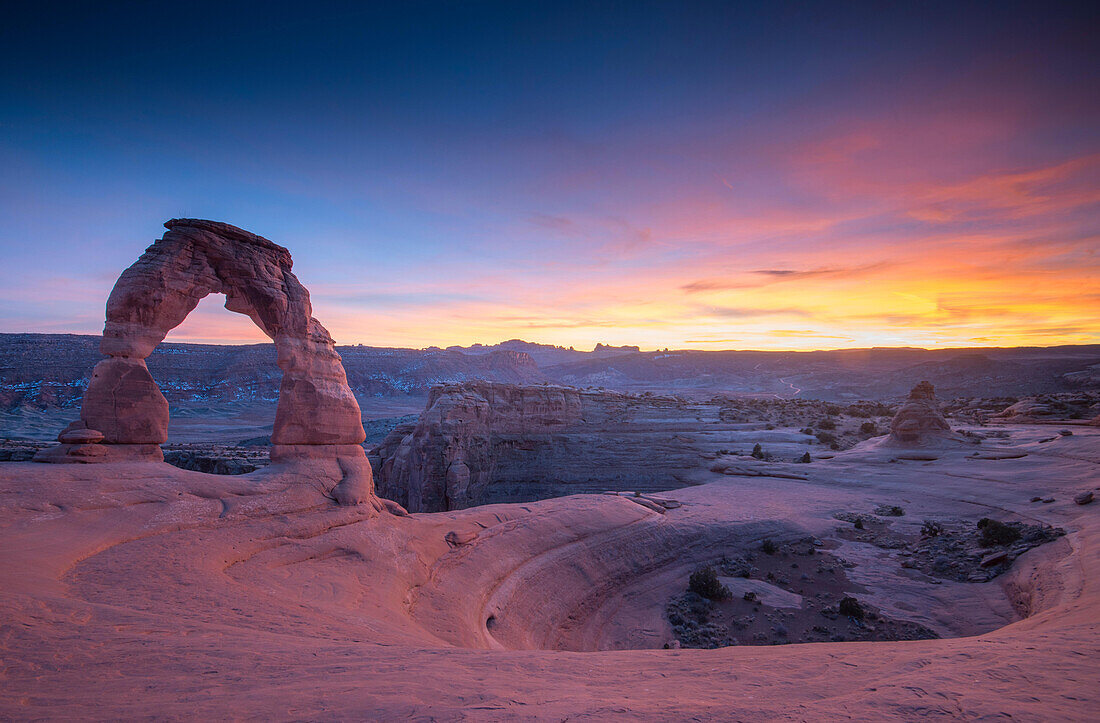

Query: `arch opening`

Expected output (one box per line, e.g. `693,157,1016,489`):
154,294,281,474
35,219,378,507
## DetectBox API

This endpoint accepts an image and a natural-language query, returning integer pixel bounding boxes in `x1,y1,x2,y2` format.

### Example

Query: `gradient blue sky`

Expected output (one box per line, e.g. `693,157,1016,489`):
2,1,1097,350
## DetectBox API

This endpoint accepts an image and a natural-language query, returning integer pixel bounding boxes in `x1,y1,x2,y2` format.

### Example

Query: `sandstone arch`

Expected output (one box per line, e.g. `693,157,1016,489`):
37,219,375,506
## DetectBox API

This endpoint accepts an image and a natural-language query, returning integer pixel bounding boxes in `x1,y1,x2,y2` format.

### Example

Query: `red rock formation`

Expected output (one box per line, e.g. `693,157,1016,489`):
373,382,585,511
35,219,375,506
371,381,725,512
887,381,953,444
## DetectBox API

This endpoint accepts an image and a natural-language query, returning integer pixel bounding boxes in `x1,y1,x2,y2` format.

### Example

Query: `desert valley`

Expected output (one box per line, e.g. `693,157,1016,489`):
3,2,1098,719
1,220,1098,719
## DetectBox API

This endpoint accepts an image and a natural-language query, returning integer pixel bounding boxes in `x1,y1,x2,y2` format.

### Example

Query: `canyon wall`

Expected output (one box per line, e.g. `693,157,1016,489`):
370,382,723,512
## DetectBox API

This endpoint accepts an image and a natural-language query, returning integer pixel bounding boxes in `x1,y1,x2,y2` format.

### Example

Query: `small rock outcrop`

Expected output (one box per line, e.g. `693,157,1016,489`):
887,382,954,445
995,399,1059,422
35,219,375,506
995,393,1100,424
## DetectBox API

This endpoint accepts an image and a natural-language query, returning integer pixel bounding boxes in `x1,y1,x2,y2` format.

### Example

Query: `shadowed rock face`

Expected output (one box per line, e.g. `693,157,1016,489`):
35,219,376,506
370,381,740,512
888,381,952,444
372,382,586,512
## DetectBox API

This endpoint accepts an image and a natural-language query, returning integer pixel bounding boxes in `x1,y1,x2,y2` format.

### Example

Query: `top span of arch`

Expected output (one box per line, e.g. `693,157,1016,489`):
164,218,291,256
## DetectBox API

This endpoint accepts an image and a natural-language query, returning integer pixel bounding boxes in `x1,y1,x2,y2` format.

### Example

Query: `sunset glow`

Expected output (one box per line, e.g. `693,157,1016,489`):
2,2,1096,351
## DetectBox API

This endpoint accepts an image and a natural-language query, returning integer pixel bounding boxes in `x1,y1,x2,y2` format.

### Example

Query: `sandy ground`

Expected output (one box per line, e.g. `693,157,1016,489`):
0,424,1097,719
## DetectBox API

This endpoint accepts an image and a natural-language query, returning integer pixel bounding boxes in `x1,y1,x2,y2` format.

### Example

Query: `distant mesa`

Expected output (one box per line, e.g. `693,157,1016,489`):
592,342,642,354
886,381,956,445
450,339,642,367
34,219,377,507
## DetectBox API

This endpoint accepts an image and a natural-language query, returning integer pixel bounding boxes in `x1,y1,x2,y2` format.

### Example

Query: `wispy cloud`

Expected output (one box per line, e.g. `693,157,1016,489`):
700,305,814,319
681,263,892,293
3,13,1097,353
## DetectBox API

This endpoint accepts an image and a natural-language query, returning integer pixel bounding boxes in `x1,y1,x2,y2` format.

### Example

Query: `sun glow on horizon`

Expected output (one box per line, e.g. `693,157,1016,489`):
162,146,1099,352
3,3,1097,352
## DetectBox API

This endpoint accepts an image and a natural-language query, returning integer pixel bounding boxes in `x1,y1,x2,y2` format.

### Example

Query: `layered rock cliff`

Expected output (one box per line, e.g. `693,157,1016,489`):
370,382,719,512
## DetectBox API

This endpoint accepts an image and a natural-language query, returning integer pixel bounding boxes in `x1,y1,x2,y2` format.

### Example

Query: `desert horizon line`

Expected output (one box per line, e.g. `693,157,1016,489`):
4,329,1096,356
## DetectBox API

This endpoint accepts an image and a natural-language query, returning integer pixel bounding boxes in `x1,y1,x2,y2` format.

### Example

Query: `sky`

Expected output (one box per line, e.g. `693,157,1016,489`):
1,1,1097,351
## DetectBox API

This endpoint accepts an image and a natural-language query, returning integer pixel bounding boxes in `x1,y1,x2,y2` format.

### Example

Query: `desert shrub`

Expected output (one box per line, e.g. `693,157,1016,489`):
751,443,767,460
817,418,837,430
815,431,837,445
875,504,905,517
799,427,813,435
718,556,752,577
825,404,841,416
797,452,811,463
859,422,877,434
853,518,864,530
760,538,778,555
921,520,944,537
839,596,865,619
978,519,1021,547
688,566,731,600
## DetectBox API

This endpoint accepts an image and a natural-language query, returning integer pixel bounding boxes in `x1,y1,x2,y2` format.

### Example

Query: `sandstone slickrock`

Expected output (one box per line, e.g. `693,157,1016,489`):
4,416,1100,718
995,393,1100,424
34,219,377,507
57,427,104,445
996,399,1059,422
